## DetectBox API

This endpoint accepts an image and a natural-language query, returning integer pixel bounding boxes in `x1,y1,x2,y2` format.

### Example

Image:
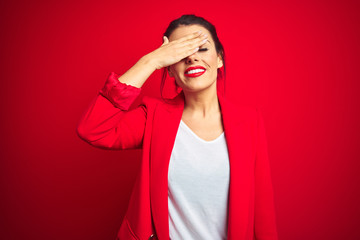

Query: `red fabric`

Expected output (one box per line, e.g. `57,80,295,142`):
100,72,142,111
77,72,278,240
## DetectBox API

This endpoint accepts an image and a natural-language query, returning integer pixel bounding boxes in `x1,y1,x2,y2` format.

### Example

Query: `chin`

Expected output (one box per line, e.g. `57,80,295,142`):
176,76,216,92
183,83,214,93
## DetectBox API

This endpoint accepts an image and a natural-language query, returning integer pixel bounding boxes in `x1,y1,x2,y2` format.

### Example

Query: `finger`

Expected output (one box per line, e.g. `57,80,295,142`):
177,30,203,43
185,48,200,60
177,34,209,58
177,46,200,61
177,34,208,49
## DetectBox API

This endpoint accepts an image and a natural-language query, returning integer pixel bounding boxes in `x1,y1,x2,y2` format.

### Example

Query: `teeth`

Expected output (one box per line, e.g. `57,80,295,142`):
186,69,205,74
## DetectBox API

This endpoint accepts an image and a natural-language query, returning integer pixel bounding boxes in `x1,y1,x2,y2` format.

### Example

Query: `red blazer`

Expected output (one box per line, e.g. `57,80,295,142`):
77,72,278,240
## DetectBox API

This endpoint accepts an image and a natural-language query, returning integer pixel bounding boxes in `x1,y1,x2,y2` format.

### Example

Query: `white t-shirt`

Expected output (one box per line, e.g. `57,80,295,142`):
168,119,230,240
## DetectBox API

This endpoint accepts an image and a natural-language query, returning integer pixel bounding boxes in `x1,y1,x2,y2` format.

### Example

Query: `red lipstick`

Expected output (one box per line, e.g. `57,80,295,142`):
184,66,206,78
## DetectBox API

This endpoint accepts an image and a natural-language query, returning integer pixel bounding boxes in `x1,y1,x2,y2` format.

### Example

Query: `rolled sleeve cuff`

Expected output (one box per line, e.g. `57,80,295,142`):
99,72,142,111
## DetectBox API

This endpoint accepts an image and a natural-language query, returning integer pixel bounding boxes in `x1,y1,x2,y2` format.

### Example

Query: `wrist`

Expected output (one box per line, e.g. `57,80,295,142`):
139,54,159,71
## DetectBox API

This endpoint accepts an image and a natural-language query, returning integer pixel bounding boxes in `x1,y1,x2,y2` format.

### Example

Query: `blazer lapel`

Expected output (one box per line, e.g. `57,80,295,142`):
219,94,256,239
150,92,185,240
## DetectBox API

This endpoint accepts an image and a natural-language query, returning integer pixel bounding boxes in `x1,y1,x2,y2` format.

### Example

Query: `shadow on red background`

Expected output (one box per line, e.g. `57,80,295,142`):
1,0,359,239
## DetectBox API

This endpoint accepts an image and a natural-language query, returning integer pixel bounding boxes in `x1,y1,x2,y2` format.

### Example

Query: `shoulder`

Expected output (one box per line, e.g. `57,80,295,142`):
140,95,161,106
140,93,184,111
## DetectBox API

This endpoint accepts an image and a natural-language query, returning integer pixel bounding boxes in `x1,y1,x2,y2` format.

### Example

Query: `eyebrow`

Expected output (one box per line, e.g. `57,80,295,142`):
204,40,212,45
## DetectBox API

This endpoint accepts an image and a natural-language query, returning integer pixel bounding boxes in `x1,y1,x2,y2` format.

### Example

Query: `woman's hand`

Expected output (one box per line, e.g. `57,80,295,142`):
146,31,208,70
116,31,208,88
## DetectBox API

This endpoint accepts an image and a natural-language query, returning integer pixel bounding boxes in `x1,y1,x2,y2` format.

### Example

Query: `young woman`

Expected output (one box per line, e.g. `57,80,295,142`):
77,14,278,240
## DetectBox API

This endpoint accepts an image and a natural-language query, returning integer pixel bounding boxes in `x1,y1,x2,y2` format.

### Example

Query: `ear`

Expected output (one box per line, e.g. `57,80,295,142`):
167,67,174,77
217,54,223,68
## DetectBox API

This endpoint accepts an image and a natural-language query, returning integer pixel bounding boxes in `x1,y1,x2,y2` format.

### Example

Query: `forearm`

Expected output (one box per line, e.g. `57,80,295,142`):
117,54,157,88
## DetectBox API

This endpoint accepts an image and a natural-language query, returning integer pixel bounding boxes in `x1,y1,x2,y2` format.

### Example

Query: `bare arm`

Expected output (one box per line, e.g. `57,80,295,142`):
117,31,208,88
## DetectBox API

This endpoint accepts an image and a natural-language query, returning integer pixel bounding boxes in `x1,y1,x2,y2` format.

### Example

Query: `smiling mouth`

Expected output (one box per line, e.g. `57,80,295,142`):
184,66,206,77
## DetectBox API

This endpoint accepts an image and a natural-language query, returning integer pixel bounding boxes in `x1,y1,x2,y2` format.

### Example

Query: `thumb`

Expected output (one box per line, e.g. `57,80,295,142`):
162,36,169,45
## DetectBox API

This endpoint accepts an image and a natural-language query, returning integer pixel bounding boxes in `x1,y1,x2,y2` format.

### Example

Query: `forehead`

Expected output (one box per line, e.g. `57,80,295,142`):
168,24,212,42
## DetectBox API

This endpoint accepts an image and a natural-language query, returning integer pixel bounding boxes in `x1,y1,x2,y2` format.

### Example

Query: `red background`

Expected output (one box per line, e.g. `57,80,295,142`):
1,0,359,239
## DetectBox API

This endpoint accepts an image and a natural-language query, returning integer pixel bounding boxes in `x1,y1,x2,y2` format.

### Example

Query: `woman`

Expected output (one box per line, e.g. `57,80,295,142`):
77,14,278,240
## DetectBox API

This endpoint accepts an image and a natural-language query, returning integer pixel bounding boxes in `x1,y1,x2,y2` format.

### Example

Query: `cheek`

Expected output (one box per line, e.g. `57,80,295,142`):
169,63,182,75
206,56,220,69
204,51,219,65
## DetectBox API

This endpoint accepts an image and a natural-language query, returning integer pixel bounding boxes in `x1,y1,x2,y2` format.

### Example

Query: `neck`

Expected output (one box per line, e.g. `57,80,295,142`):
182,83,220,119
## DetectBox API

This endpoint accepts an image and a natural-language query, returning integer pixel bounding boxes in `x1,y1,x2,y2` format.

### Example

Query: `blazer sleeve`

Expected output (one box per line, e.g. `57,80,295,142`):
76,72,146,150
254,109,279,240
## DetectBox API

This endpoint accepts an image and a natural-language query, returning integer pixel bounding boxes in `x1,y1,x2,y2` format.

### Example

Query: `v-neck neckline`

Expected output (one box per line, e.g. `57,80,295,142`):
180,119,224,143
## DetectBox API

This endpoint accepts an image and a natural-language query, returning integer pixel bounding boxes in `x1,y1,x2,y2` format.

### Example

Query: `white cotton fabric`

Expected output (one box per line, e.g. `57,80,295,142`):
168,119,230,240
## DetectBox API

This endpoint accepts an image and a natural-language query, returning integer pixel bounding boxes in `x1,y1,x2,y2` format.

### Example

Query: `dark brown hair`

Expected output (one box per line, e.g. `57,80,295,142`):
160,14,226,100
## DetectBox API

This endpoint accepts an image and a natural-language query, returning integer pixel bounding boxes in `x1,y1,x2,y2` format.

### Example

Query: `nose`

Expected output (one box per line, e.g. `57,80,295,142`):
185,52,199,64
